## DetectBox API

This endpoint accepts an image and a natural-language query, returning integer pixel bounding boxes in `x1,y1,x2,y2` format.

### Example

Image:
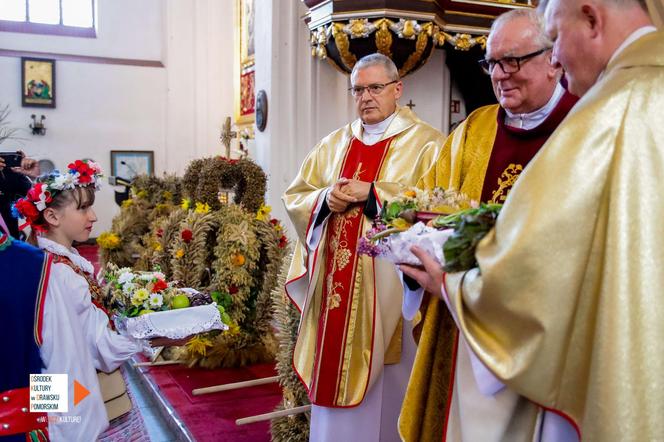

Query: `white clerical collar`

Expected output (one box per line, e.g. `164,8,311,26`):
361,112,397,145
504,82,565,130
607,26,657,66
37,236,94,275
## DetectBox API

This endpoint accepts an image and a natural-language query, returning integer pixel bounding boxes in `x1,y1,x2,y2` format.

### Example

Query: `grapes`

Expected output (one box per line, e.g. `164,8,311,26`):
188,291,213,306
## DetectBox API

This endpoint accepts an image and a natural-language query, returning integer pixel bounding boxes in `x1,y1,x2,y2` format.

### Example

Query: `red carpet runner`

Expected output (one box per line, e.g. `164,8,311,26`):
137,357,282,441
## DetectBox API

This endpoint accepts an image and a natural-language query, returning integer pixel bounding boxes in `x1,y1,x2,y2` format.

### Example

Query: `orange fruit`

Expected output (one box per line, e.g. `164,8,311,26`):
231,253,246,266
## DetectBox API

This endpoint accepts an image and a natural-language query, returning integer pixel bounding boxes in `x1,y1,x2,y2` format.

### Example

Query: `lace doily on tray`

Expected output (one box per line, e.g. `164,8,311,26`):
379,222,454,266
125,303,227,339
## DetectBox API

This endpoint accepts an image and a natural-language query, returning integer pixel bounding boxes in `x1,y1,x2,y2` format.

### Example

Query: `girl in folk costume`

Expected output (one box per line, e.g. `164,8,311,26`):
12,160,142,441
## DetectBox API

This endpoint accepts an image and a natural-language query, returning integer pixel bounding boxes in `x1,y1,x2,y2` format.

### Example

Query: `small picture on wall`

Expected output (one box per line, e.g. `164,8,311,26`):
110,150,154,180
21,57,56,108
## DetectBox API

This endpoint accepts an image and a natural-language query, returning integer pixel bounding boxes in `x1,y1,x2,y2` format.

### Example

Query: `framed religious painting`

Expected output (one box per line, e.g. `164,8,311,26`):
110,150,154,180
21,57,56,108
235,0,255,126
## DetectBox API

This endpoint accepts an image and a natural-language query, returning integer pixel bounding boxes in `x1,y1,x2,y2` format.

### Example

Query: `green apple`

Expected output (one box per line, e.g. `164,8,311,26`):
171,294,190,309
221,312,232,325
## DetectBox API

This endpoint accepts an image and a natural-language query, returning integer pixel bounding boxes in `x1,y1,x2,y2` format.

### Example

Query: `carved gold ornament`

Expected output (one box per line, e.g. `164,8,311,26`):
374,19,393,58
399,23,434,77
438,32,488,51
348,19,375,38
309,17,489,74
311,27,329,58
395,19,420,39
332,22,358,70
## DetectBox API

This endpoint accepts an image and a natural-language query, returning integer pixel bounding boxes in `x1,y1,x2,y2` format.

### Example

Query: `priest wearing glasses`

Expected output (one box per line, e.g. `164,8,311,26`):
399,8,579,442
282,53,445,441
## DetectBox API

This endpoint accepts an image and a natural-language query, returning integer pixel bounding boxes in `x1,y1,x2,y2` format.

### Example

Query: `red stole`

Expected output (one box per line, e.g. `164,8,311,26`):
310,136,392,406
480,90,578,203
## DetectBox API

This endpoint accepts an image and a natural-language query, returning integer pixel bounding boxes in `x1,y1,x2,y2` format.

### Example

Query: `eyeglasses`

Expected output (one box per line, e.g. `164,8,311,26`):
348,80,398,97
478,48,551,74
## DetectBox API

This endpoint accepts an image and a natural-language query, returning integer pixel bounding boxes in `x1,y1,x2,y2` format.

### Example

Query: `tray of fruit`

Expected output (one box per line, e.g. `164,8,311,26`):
359,188,502,271
123,301,227,340
102,267,228,339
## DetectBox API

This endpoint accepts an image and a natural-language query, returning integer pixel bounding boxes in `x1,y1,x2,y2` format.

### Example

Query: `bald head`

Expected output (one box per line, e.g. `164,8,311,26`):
542,0,653,96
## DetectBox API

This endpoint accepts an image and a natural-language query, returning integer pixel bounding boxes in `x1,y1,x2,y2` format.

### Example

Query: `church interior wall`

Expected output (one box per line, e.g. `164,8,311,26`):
0,56,167,238
0,0,236,235
163,0,234,174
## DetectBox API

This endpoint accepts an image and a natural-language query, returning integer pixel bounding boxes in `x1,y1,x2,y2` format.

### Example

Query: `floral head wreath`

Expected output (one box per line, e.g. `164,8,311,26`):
12,159,103,232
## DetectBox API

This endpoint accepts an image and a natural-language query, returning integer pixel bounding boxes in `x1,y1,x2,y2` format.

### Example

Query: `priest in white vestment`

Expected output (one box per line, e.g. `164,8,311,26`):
282,53,445,441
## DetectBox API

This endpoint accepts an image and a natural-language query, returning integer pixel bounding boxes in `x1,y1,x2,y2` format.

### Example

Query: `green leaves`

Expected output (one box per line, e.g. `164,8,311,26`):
381,200,417,223
438,204,502,273
211,290,233,310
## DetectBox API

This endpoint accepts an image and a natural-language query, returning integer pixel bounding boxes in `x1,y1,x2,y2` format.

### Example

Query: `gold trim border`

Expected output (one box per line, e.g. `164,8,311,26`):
235,0,255,127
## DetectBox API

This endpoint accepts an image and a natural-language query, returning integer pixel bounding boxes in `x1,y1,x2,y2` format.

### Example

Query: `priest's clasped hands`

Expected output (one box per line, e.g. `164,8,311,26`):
325,178,447,299
326,178,372,212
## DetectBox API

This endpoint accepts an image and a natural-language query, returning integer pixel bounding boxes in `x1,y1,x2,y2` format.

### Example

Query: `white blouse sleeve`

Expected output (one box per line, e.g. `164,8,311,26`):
60,265,141,372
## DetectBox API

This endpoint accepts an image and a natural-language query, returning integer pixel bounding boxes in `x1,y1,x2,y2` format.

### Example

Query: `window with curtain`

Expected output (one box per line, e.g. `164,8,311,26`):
0,0,96,37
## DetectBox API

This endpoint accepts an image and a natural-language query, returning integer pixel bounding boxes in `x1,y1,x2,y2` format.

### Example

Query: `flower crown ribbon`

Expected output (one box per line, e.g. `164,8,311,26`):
12,159,103,232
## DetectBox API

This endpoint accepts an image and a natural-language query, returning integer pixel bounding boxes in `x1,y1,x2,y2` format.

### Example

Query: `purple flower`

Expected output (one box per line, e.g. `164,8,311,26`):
358,236,387,257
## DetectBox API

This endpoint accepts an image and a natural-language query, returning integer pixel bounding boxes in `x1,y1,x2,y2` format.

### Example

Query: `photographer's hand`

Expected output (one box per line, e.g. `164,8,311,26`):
14,156,40,178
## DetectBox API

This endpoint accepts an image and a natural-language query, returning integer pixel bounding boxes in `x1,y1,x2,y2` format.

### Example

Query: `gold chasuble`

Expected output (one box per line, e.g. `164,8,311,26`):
283,107,444,408
418,105,499,201
445,32,664,441
401,90,578,441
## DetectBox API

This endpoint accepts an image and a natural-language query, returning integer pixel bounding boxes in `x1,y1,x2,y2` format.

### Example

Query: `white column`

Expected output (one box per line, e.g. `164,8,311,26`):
253,0,353,230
